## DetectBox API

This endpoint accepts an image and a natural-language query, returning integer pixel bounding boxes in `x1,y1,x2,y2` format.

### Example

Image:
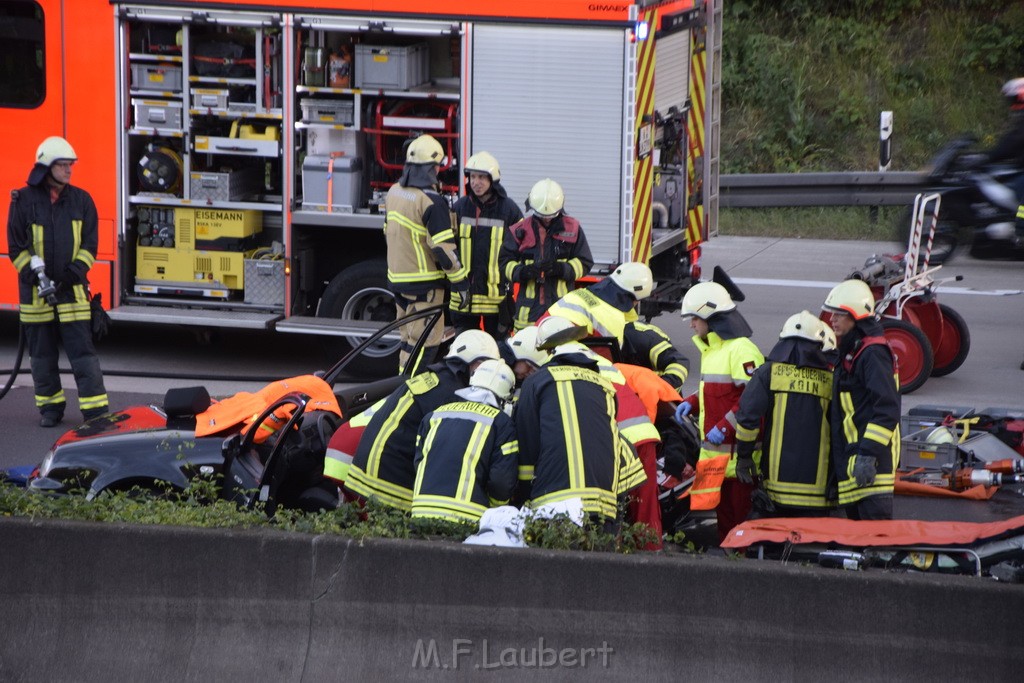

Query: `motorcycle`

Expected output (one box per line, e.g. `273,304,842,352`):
897,135,1024,264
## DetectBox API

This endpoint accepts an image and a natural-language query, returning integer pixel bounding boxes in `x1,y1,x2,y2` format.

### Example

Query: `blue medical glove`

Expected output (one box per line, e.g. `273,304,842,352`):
706,425,727,445
674,401,693,424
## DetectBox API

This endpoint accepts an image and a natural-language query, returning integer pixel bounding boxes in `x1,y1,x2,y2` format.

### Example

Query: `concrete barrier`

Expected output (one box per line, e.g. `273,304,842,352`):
1,517,1022,681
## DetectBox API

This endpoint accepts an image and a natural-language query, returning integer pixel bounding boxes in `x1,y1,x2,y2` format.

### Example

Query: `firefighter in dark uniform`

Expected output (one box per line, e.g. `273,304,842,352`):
513,322,645,521
498,178,593,331
449,151,523,338
822,279,901,521
7,136,108,427
385,134,470,371
546,261,690,389
734,311,834,516
344,330,500,511
412,359,519,524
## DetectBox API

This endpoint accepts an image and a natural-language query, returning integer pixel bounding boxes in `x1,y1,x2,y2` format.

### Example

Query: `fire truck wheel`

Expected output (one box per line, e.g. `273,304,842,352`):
881,317,934,394
317,260,398,378
931,303,971,377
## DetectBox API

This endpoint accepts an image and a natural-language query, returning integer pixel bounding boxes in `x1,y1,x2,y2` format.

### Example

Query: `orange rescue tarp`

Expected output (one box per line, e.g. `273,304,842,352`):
722,514,1024,549
194,375,341,438
894,478,997,500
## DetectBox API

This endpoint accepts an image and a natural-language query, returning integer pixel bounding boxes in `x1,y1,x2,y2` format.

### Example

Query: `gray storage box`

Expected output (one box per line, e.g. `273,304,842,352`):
354,43,429,90
190,168,262,202
131,63,183,92
301,98,355,125
132,98,183,129
302,155,363,212
191,88,229,110
244,259,285,306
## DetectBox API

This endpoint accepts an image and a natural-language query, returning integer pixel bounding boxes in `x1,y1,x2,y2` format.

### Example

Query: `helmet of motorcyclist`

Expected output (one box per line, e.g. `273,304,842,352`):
469,359,516,402
822,279,875,320
609,261,654,301
507,326,548,367
680,281,735,320
820,320,838,353
406,134,444,164
528,178,564,218
1002,77,1024,111
535,315,589,351
445,329,500,365
464,151,500,182
780,310,827,344
36,136,77,167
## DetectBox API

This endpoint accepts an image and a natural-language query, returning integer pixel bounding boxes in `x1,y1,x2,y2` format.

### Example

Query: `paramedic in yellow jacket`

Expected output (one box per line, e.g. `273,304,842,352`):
677,281,764,543
385,134,470,371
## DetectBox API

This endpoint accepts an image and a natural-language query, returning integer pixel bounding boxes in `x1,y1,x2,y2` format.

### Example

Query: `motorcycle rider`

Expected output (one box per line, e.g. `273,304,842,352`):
967,78,1024,243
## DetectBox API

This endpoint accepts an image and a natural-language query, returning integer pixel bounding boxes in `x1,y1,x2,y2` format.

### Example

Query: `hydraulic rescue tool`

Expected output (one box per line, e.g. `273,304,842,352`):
29,255,57,305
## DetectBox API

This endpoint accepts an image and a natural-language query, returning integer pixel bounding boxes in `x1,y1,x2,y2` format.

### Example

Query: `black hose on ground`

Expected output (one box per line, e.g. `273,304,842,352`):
0,324,27,402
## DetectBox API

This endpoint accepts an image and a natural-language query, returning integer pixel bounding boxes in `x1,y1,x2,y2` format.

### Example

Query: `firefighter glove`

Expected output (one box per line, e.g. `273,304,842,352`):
451,280,471,311
851,455,877,487
63,262,88,286
674,401,693,423
516,264,540,282
735,455,757,485
706,425,727,445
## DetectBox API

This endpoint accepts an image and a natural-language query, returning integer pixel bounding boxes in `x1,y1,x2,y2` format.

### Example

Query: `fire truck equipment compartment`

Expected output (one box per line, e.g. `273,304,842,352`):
354,43,429,91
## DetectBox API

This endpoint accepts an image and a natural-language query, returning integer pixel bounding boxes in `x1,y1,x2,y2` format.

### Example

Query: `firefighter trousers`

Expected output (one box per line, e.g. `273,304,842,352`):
24,318,108,419
395,288,444,372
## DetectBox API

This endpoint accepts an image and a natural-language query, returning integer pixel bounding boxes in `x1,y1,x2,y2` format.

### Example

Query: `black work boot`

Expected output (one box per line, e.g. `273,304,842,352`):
82,407,109,422
39,412,63,428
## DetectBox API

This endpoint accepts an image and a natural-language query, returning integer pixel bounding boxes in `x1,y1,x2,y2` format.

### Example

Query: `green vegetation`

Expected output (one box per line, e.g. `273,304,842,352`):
722,0,1024,173
0,480,661,554
718,1,1024,237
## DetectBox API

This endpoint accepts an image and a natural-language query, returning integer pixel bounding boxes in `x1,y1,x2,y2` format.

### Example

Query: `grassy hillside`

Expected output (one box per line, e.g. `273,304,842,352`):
721,0,1024,174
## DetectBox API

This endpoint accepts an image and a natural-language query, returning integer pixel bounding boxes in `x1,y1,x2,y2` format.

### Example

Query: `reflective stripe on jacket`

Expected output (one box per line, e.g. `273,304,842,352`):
412,400,519,523
831,326,900,506
735,360,832,508
346,365,463,510
686,332,764,510
514,354,626,519
450,188,523,314
384,183,465,292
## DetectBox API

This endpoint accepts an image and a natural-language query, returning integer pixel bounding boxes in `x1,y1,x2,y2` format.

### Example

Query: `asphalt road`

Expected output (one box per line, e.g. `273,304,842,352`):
1,236,1022,477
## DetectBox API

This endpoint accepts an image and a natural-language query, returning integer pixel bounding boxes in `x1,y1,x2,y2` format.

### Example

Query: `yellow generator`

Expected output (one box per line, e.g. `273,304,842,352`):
134,207,261,298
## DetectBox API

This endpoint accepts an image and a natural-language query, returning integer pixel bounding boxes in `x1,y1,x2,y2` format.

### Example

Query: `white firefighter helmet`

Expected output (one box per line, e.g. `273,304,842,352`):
36,136,77,167
528,178,565,217
507,326,548,367
681,281,735,320
926,426,957,445
445,329,500,365
780,310,827,344
470,359,516,401
464,151,500,181
820,320,838,353
535,316,590,351
405,134,444,164
822,279,875,320
609,261,654,301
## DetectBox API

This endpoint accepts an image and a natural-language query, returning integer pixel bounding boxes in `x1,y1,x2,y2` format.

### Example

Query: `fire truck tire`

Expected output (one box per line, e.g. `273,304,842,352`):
930,303,971,377
317,260,398,378
881,317,934,394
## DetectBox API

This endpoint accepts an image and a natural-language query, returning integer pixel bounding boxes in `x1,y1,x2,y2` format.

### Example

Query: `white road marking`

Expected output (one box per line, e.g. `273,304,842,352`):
732,277,1022,296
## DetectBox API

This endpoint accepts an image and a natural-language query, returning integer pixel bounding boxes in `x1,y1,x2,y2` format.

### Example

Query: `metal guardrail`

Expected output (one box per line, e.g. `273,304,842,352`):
719,171,929,208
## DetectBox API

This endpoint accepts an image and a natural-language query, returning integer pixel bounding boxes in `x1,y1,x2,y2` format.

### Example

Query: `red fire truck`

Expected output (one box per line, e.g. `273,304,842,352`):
0,0,720,374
